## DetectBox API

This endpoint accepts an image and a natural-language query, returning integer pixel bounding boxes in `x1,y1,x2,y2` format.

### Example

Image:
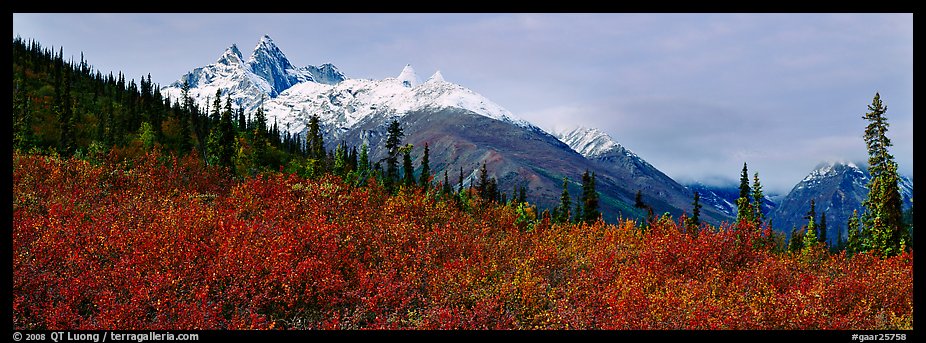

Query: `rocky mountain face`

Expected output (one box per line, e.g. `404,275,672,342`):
555,127,731,224
161,35,740,223
768,161,913,244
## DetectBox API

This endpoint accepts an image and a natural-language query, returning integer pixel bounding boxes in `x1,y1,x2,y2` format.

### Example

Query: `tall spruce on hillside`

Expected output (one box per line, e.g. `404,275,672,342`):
736,162,754,224
555,177,571,224
751,172,764,227
402,145,415,188
686,191,702,232
581,170,600,223
860,93,907,256
384,119,404,189
419,143,431,187
307,114,325,161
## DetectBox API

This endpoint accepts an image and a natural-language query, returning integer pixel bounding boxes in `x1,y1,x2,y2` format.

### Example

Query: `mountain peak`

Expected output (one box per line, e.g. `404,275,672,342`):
397,64,420,88
804,160,866,183
217,44,244,66
427,70,445,83
246,35,298,96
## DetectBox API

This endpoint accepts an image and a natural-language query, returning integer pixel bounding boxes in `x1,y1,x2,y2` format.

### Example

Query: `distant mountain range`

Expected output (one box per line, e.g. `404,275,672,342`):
768,161,913,244
160,35,912,228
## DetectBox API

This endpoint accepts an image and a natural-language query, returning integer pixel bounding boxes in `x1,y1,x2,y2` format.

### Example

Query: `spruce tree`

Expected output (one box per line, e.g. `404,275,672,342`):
308,114,325,161
477,162,490,199
419,143,431,187
385,120,404,186
802,220,818,251
58,68,75,156
358,143,370,174
210,90,222,127
736,162,754,224
334,142,348,176
581,170,600,223
207,95,236,169
252,105,268,168
402,145,415,188
442,169,453,195
739,162,750,199
752,172,765,227
558,177,571,224
860,93,907,256
177,81,193,153
687,191,702,232
487,178,499,203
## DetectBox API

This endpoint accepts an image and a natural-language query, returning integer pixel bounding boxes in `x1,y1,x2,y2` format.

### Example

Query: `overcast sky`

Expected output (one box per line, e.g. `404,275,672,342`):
13,13,912,194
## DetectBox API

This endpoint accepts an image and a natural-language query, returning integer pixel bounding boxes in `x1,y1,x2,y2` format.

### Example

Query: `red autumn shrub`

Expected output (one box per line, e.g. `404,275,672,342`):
13,151,913,330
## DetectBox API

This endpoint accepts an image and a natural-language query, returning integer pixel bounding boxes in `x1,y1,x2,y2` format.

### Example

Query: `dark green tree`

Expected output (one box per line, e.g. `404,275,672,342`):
686,191,702,233
210,90,222,128
307,114,325,160
334,142,348,176
736,162,754,224
358,143,370,174
58,67,76,156
517,185,527,205
419,143,431,187
573,198,584,224
752,172,765,227
581,170,600,223
635,190,645,209
860,93,907,256
557,177,571,224
402,144,415,188
442,169,453,195
384,120,404,186
177,81,193,153
206,95,236,169
477,162,490,200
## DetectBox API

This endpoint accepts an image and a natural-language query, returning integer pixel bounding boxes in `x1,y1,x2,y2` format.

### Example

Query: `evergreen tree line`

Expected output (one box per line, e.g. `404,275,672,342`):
12,36,299,174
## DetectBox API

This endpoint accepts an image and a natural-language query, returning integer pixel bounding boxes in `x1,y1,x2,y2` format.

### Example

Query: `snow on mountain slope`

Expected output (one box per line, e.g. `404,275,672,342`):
770,160,913,243
396,64,420,88
261,67,532,138
161,35,530,138
553,126,647,163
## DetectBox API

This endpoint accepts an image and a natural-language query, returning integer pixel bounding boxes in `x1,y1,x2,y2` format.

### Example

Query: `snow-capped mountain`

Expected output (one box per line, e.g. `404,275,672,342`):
162,35,345,114
159,35,734,223
554,126,731,224
162,35,530,141
259,67,531,140
769,161,913,244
